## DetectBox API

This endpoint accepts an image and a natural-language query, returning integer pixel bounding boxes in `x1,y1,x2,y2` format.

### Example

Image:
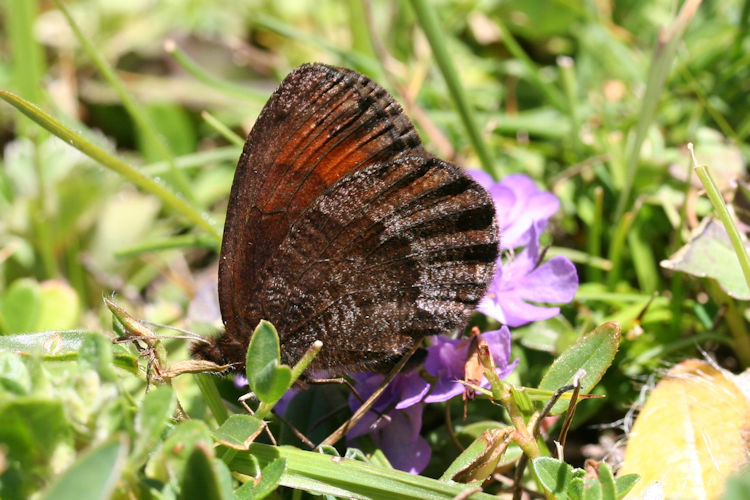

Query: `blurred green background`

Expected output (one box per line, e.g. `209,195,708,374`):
1,0,749,497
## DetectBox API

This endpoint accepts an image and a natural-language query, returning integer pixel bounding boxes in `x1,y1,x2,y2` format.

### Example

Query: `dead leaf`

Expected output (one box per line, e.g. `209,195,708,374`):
619,359,750,499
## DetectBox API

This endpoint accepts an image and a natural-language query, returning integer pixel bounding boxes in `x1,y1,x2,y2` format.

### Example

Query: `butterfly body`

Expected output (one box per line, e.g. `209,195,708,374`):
192,63,498,374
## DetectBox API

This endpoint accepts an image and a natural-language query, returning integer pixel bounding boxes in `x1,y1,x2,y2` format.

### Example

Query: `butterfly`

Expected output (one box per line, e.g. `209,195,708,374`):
192,63,498,374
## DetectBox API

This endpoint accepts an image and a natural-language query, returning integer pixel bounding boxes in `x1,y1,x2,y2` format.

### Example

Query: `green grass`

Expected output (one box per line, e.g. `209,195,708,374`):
1,0,749,498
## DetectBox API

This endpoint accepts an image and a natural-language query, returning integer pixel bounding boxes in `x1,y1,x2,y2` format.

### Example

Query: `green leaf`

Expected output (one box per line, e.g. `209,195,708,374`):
0,331,139,374
514,316,578,354
278,385,347,447
1,278,42,333
0,330,92,356
235,458,287,500
178,443,225,500
661,218,750,299
231,443,500,500
582,477,603,500
0,397,73,499
137,103,197,162
132,386,177,467
214,459,235,500
441,428,511,484
0,397,72,466
193,373,230,424
614,474,639,499
40,436,128,500
145,420,214,483
212,414,264,450
597,462,617,500
36,280,81,331
538,322,621,415
570,477,583,500
0,351,31,395
533,457,573,499
78,333,116,381
246,320,292,403
720,465,750,500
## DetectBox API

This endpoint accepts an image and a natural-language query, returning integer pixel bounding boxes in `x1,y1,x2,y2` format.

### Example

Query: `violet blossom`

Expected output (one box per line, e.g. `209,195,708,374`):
478,224,578,327
345,328,518,472
468,170,578,327
468,171,560,249
347,370,431,473
423,326,517,403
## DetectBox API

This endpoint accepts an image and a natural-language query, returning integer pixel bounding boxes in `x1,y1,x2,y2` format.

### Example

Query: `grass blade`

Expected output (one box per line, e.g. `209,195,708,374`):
0,91,222,246
408,0,496,176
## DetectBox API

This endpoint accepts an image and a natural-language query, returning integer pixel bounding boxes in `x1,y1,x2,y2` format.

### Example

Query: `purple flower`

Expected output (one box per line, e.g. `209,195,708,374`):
347,371,431,473
478,225,578,327
423,327,517,403
468,171,560,249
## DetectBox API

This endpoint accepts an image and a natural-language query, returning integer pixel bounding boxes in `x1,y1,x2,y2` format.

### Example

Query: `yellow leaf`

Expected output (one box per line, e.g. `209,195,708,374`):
620,359,750,499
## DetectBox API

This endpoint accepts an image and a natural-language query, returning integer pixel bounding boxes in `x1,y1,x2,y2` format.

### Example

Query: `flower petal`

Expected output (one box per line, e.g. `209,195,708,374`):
374,405,431,474
395,371,431,409
515,256,579,303
466,169,494,190
493,292,561,327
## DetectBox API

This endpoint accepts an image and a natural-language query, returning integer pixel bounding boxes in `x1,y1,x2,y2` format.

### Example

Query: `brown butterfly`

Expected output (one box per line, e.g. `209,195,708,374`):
192,63,498,374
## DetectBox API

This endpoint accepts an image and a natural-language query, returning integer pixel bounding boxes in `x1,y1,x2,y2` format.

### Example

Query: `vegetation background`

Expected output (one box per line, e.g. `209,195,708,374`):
1,0,749,498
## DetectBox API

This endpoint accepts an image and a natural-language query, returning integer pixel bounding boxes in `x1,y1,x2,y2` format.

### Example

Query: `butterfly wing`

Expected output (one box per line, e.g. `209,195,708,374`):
197,63,497,373
264,156,498,372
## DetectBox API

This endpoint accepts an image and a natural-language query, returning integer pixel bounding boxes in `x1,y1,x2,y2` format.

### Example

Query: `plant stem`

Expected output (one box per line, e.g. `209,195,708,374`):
408,0,496,176
614,0,702,220
53,0,197,204
0,91,222,246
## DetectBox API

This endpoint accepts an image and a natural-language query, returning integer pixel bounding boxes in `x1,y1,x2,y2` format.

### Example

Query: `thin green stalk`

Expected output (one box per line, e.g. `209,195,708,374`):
53,0,197,204
575,290,668,303
164,40,267,102
200,111,245,146
494,17,566,111
558,56,581,154
668,271,685,338
408,0,496,176
114,234,218,259
627,224,658,294
678,64,738,142
606,208,638,289
476,344,548,499
195,373,230,424
547,246,611,271
7,0,58,277
0,91,222,246
254,13,380,76
710,283,750,367
254,341,322,421
692,146,750,288
614,0,702,220
588,187,605,282
347,0,375,58
142,147,242,175
735,0,750,53
30,195,58,278
670,158,694,335
694,165,750,290
67,237,88,305
6,0,45,119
